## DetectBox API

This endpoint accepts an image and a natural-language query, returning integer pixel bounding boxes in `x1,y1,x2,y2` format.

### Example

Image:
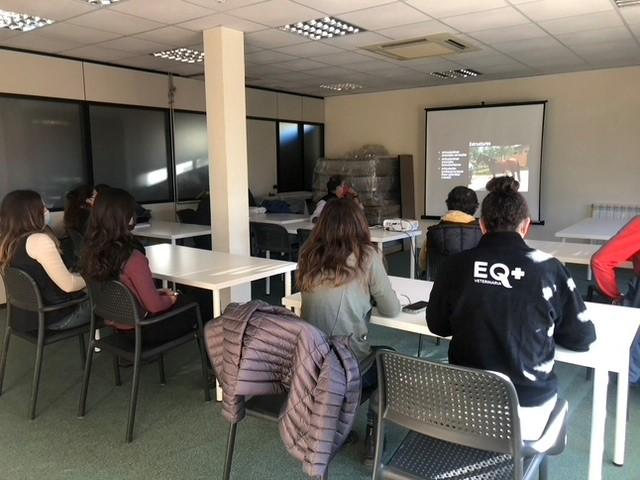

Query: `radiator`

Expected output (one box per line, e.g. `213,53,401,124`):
591,203,640,219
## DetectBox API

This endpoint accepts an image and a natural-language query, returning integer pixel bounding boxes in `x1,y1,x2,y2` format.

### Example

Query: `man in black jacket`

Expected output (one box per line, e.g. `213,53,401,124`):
426,176,596,440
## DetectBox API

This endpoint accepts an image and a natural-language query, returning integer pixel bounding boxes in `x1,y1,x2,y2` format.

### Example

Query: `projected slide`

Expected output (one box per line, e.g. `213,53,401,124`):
425,103,545,221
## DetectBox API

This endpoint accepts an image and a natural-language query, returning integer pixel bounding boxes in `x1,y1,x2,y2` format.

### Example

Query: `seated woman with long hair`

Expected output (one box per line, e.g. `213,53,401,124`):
80,188,194,344
63,184,96,236
0,190,90,331
296,198,400,464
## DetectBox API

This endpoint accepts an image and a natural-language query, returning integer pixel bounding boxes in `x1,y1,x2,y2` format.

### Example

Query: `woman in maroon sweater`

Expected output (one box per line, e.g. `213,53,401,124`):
80,188,195,344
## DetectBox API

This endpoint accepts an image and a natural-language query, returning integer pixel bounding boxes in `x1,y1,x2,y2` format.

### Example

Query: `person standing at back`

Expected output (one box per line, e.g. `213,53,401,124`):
297,198,400,465
426,176,596,441
419,186,482,279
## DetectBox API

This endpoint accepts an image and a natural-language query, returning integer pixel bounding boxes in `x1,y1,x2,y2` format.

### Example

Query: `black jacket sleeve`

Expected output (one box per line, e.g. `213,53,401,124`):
552,264,596,352
426,260,453,337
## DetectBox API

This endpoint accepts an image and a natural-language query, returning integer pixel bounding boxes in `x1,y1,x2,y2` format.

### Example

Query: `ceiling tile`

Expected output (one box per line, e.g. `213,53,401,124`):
570,40,640,60
472,62,532,74
619,5,640,24
346,59,399,71
178,13,266,32
69,10,164,36
61,44,135,62
406,0,508,18
245,29,310,48
36,22,121,44
0,29,20,41
112,0,215,24
377,19,456,40
290,0,397,15
303,65,363,78
274,58,330,70
115,55,174,71
0,32,83,53
99,36,169,55
556,26,635,48
404,58,467,73
272,42,344,57
469,23,547,44
183,0,265,11
491,35,565,54
230,0,324,27
0,0,96,22
245,63,292,75
268,71,316,81
513,0,614,22
515,49,586,68
442,7,530,32
311,50,376,65
317,31,391,49
135,26,202,46
338,2,431,31
538,11,624,35
245,50,298,64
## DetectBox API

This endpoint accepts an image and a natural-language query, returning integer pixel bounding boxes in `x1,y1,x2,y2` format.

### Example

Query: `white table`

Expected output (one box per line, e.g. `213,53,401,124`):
133,221,211,246
527,239,633,269
286,222,422,279
249,213,310,225
282,276,640,480
555,217,627,242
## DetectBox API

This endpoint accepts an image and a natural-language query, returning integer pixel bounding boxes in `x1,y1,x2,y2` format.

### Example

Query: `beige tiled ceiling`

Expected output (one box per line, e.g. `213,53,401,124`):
0,0,638,96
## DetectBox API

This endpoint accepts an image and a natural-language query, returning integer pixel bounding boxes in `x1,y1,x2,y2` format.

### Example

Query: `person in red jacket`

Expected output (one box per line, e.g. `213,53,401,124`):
591,215,640,386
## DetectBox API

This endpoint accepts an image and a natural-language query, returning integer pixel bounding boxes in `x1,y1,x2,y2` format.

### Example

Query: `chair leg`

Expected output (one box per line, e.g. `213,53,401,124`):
77,339,96,418
0,325,12,395
223,423,238,480
112,356,122,386
196,333,211,402
125,343,143,443
539,456,549,480
29,332,46,420
158,354,166,385
265,250,271,295
417,335,423,357
78,334,86,370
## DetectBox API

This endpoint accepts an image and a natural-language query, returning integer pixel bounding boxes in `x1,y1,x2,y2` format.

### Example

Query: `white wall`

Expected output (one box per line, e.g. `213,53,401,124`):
324,66,640,240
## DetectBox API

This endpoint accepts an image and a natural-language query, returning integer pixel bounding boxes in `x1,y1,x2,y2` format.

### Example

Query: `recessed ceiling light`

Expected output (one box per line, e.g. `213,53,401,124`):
429,68,481,80
152,48,205,64
85,0,121,5
0,9,53,32
320,83,364,92
280,17,365,41
614,0,640,6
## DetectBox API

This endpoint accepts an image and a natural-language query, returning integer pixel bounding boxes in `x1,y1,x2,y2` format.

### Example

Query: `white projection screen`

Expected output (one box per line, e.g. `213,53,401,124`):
424,102,546,222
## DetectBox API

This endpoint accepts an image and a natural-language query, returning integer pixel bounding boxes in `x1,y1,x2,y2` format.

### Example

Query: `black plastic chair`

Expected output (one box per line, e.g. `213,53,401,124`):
296,228,313,250
0,267,88,419
77,280,211,442
250,222,298,295
373,351,568,480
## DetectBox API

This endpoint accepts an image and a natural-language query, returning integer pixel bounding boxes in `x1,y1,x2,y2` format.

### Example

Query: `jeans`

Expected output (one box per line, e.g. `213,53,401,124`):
47,300,91,330
630,330,640,383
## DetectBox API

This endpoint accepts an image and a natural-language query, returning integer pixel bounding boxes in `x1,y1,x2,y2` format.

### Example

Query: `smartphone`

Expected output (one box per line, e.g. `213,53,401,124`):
402,300,428,314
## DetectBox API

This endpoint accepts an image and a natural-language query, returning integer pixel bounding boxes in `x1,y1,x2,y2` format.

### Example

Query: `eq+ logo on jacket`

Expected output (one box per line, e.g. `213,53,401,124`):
473,261,525,289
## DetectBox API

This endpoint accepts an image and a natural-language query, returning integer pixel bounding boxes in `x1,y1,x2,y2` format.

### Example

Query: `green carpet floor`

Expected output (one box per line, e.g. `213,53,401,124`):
0,250,638,480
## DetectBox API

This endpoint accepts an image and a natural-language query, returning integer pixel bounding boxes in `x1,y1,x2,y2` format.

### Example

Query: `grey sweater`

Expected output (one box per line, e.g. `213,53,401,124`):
301,248,401,372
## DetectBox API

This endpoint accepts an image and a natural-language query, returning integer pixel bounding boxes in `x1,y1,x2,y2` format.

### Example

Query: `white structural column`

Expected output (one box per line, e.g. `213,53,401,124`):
203,27,251,309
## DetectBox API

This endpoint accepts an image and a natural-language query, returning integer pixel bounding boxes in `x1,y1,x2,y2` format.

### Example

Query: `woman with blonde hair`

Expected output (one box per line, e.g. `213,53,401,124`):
0,190,89,331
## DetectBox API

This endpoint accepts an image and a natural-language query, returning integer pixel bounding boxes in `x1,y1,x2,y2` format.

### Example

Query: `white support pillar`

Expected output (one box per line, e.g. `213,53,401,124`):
203,27,251,309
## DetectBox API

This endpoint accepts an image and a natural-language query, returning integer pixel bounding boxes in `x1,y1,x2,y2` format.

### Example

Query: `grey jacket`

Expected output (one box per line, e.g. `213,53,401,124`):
205,301,361,478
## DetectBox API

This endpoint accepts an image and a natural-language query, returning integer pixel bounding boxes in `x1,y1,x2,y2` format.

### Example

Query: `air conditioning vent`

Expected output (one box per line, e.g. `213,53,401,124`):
362,34,477,61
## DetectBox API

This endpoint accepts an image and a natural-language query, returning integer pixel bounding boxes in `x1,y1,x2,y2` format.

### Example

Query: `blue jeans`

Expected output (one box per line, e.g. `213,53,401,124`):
630,331,640,383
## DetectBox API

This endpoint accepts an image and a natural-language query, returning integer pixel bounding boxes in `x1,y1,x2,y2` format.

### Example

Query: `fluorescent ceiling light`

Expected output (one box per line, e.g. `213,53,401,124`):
152,48,204,64
0,9,53,32
429,68,481,80
281,17,365,41
320,83,364,92
614,0,640,6
84,0,122,4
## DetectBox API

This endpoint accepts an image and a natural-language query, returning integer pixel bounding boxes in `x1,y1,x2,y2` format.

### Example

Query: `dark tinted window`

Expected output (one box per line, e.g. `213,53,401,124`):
174,111,209,201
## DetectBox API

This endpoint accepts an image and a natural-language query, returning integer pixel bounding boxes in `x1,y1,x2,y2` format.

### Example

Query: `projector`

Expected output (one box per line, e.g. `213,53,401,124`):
383,219,419,232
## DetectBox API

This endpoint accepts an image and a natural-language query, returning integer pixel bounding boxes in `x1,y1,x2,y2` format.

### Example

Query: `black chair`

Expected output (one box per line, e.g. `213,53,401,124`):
177,196,212,250
250,222,298,295
77,280,211,442
373,351,568,480
296,228,313,250
0,267,88,419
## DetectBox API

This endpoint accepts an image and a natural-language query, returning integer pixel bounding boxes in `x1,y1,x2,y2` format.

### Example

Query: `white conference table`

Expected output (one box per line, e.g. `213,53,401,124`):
249,212,309,225
133,220,211,246
527,239,633,269
555,217,627,242
286,221,422,279
282,276,640,480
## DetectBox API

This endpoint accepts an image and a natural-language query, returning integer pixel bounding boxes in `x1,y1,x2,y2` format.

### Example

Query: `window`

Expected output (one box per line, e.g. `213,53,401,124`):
277,121,324,193
303,123,324,191
89,105,171,203
173,111,209,201
0,96,88,209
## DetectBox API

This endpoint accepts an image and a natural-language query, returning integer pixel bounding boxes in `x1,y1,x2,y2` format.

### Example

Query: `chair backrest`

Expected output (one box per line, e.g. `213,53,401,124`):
87,279,141,327
377,351,521,457
1,267,43,312
296,228,312,249
250,222,292,254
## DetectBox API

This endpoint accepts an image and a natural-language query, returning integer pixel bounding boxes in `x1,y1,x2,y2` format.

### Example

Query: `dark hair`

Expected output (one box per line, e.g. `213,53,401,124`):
64,184,94,233
481,176,529,232
326,175,343,194
94,184,111,194
80,188,138,281
297,198,375,292
0,190,53,271
445,186,478,215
